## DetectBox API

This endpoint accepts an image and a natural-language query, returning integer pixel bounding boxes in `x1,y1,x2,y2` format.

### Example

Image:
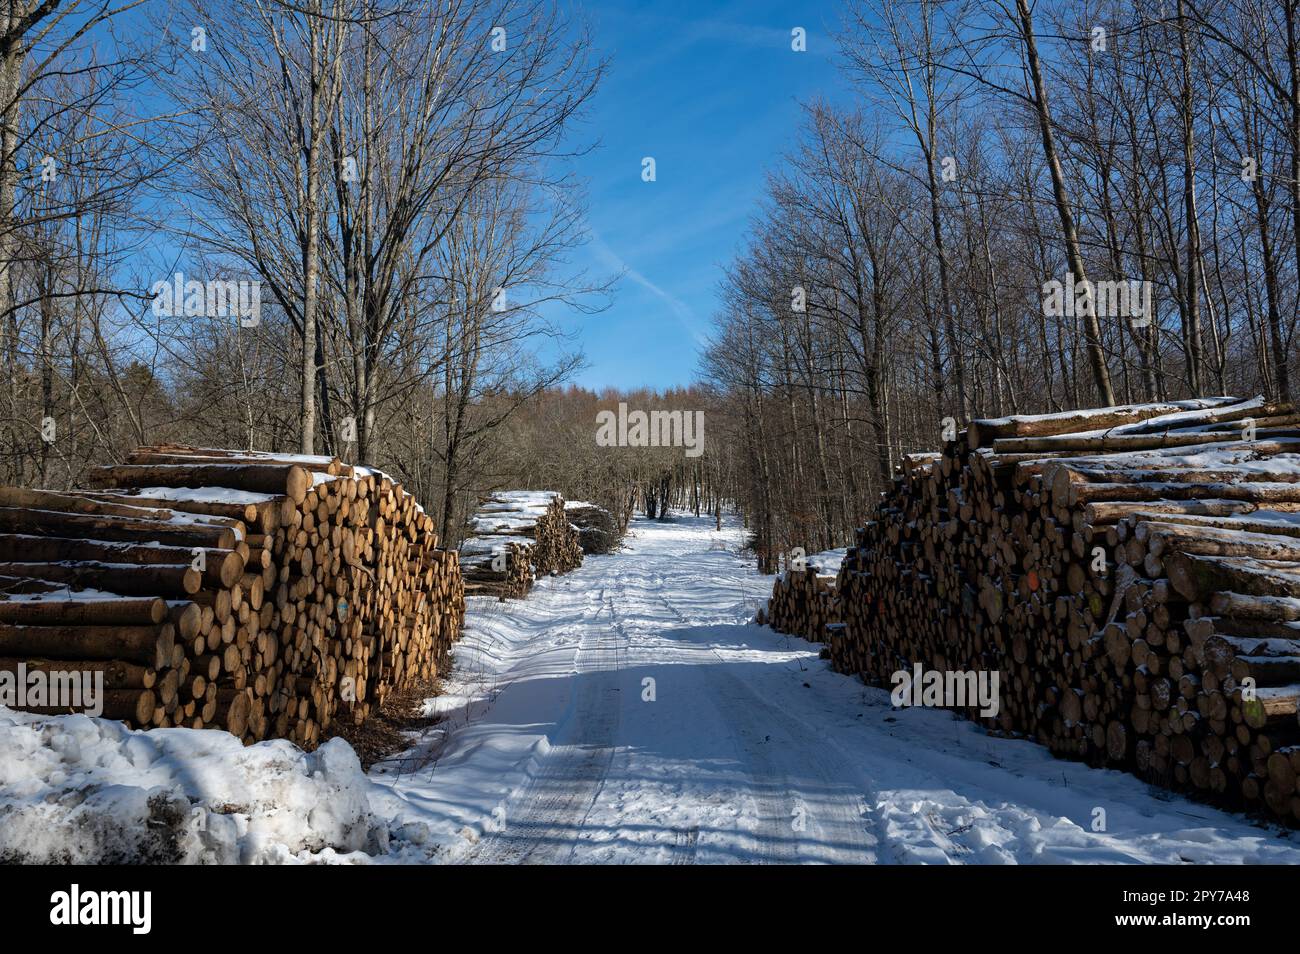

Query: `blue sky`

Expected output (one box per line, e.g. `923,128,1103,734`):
559,0,847,391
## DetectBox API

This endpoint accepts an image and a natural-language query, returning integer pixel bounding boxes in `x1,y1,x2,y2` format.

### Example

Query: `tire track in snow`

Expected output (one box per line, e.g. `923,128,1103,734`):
459,533,915,864
646,586,880,863
670,825,699,865
460,577,627,864
701,655,880,864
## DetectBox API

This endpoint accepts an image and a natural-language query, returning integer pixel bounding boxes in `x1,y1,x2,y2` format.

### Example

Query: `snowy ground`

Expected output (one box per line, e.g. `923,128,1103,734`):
2,514,1298,863
367,515,1300,864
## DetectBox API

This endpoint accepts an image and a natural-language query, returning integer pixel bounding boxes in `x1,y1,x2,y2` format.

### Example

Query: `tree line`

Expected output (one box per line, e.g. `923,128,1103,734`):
703,0,1300,571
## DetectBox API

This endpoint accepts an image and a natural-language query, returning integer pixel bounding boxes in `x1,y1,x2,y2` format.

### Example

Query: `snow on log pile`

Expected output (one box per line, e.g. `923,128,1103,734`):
0,444,465,749
818,395,1300,823
564,501,619,555
757,549,845,641
459,491,582,597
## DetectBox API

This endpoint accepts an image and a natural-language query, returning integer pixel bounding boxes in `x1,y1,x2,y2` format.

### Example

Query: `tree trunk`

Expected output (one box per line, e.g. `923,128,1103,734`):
1016,0,1114,405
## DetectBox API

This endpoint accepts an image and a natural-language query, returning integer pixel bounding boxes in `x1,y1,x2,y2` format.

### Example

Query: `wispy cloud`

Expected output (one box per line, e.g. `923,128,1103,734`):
607,6,810,79
590,232,709,346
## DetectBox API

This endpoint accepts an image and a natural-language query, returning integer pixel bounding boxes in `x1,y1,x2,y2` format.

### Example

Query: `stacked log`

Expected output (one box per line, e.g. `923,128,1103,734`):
757,551,843,642
0,444,464,749
520,493,582,575
815,395,1300,823
459,537,535,599
564,501,619,555
460,491,582,596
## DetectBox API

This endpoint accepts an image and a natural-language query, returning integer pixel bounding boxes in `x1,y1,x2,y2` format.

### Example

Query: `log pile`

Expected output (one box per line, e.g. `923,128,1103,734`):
564,501,619,555
460,491,582,596
459,537,534,599
756,551,843,641
0,444,465,749
817,395,1300,823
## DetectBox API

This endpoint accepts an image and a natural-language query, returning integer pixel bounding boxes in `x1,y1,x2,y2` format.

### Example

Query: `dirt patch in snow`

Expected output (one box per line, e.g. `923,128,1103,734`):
325,678,443,771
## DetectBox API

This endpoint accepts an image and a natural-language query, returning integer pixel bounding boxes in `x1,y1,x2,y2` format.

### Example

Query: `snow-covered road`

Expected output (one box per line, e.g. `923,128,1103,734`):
370,515,1300,864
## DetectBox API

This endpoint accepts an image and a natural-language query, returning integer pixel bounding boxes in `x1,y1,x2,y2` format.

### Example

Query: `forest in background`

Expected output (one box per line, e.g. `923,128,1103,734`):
704,0,1300,570
5,0,1300,566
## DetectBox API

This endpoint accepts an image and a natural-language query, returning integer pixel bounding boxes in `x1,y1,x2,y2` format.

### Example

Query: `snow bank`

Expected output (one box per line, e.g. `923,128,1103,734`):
0,708,430,864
